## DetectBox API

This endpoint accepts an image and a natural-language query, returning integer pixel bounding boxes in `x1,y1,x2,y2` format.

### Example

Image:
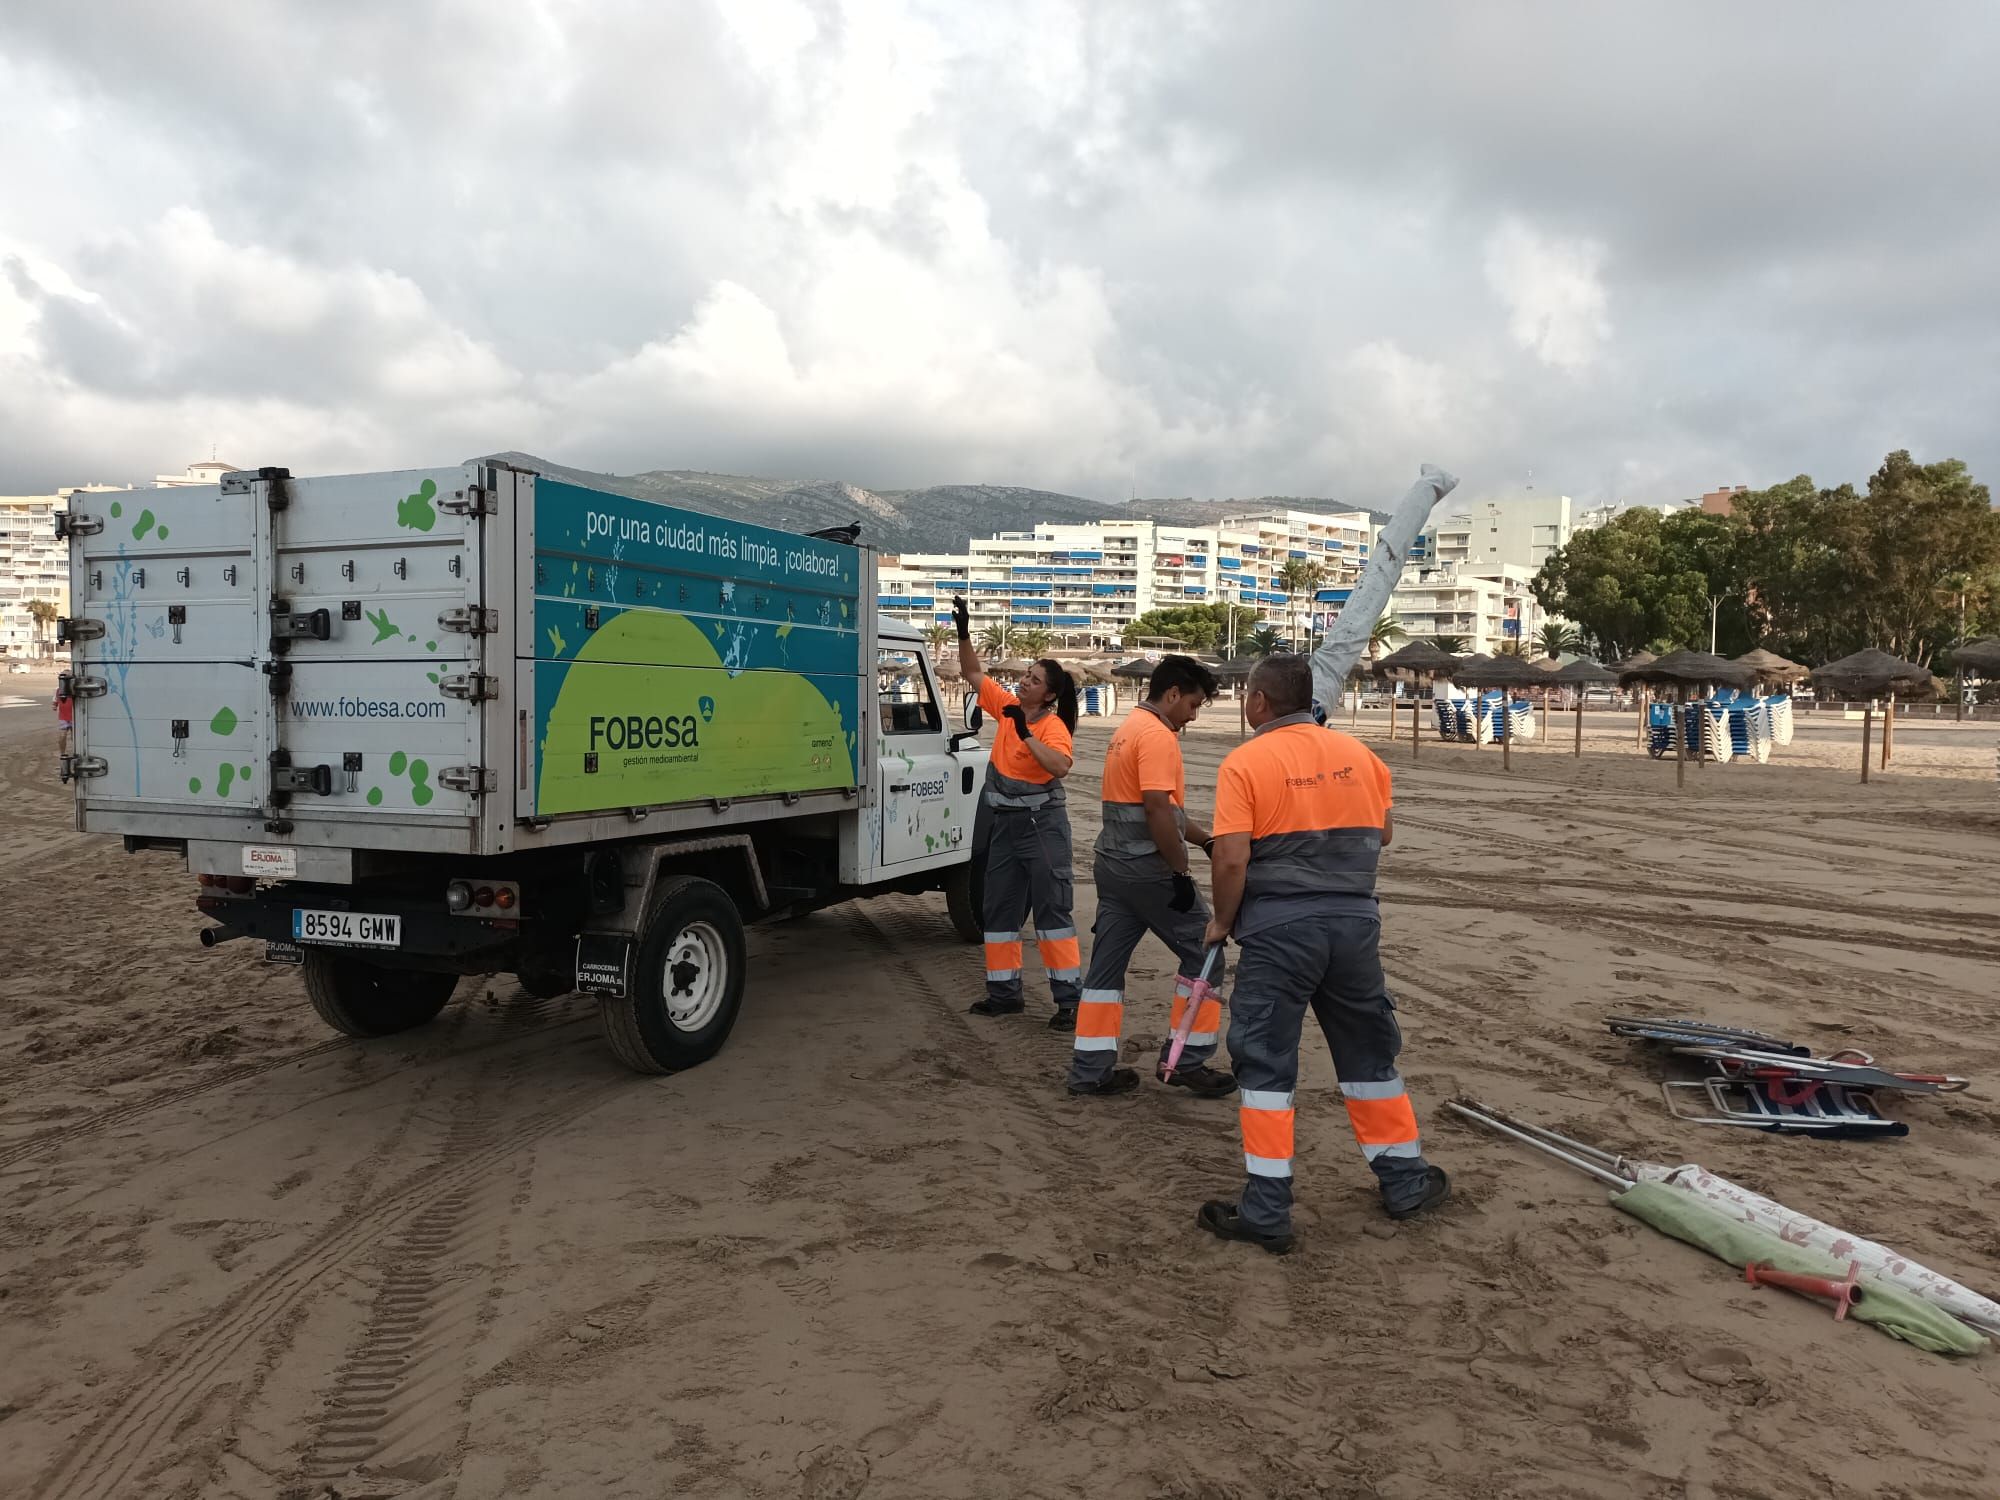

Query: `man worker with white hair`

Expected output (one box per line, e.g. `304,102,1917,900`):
1196,653,1449,1254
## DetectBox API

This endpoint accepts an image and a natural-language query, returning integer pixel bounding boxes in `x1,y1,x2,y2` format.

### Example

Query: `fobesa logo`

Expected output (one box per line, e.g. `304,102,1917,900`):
589,711,702,751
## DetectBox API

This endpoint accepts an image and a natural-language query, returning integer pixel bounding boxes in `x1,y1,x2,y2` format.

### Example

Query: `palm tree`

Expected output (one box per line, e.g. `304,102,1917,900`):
25,599,59,659
1013,627,1052,658
1495,639,1526,657
1533,621,1579,659
1277,558,1327,652
923,623,954,659
977,621,1015,660
1245,625,1285,657
1428,634,1468,656
1368,614,1406,663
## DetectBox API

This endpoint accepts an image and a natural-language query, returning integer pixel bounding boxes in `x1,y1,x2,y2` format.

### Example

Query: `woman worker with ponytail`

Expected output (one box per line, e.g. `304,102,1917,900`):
954,597,1084,1028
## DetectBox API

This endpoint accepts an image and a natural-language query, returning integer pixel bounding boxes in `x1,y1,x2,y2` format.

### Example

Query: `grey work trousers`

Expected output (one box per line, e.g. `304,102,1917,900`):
1226,909,1433,1233
981,805,1082,1008
1067,862,1226,1087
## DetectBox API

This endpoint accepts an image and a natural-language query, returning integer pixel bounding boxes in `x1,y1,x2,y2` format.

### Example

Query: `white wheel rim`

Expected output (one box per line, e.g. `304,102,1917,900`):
662,920,727,1032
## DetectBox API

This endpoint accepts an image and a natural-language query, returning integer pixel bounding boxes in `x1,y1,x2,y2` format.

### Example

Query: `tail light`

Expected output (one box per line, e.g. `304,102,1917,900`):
493,886,516,911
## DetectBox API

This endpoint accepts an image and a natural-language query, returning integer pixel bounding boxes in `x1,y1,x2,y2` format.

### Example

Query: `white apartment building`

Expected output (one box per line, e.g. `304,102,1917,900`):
1426,491,1579,575
876,507,1379,649
155,460,239,488
0,495,70,659
1386,561,1546,657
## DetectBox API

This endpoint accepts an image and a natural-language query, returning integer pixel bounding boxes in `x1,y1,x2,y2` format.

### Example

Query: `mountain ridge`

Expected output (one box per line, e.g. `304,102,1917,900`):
494,452,1388,556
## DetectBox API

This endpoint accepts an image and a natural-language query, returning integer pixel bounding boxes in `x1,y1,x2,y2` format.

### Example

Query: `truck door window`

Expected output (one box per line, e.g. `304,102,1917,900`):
877,648,942,735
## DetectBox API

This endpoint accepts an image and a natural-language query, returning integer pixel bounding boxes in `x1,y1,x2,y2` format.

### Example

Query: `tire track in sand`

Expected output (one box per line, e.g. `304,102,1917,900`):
28,1062,629,1500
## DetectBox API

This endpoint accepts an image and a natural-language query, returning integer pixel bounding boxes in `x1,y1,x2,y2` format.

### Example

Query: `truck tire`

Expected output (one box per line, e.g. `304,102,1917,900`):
943,861,983,944
303,953,457,1038
599,875,747,1074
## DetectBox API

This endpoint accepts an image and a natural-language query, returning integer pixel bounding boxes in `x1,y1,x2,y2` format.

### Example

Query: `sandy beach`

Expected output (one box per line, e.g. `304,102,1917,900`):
4,688,2000,1499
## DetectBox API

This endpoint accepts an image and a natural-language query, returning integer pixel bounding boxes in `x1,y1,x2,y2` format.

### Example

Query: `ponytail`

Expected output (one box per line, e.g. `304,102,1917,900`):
1037,658,1079,733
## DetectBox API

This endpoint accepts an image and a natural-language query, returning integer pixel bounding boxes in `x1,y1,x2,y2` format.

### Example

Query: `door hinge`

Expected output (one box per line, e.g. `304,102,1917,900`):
222,465,293,501
437,765,497,795
438,671,498,702
438,485,496,517
438,605,500,635
54,511,104,539
59,755,109,784
59,672,108,700
56,616,106,645
262,659,293,698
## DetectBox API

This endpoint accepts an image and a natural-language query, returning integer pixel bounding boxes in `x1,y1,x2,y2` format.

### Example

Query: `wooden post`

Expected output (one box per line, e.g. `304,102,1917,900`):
1882,693,1896,769
1412,678,1423,757
1674,684,1687,789
1501,690,1513,771
1637,683,1648,748
1574,693,1584,757
1860,704,1873,783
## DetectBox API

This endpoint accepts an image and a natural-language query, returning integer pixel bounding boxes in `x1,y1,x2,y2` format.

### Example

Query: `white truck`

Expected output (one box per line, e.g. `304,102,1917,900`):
56,459,988,1071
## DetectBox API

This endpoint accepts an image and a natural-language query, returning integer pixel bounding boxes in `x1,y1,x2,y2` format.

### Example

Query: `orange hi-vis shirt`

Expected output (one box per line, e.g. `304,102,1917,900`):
1094,704,1186,876
1213,714,1392,928
978,676,1074,807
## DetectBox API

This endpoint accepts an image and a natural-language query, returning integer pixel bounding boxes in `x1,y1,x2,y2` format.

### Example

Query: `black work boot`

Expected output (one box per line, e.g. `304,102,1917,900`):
1383,1165,1451,1220
1158,1063,1237,1099
968,997,1025,1018
1048,1006,1077,1032
1196,1200,1293,1255
1068,1067,1140,1097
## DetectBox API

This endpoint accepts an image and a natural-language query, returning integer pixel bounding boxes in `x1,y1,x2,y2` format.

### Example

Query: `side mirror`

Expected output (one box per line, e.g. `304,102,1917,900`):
962,694,983,732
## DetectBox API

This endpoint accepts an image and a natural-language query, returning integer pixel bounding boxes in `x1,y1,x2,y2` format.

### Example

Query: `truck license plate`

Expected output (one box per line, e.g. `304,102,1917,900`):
292,909,402,948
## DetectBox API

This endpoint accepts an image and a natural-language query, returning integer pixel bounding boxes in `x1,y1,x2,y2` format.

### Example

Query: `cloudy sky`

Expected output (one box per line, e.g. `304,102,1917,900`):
4,2,1997,507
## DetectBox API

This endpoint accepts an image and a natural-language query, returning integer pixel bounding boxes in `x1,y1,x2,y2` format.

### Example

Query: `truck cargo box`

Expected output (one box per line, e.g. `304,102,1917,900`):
63,461,875,858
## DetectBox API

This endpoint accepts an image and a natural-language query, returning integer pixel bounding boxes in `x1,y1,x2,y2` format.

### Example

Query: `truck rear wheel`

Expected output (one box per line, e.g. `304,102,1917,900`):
303,953,458,1038
943,861,983,944
599,875,747,1074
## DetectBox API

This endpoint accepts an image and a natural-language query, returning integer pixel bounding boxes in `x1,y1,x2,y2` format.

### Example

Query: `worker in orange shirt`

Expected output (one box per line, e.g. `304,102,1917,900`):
954,598,1084,1026
1197,654,1448,1254
1066,654,1234,1099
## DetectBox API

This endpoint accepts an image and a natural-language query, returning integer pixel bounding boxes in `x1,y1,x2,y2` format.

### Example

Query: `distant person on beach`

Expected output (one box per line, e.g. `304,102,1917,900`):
1194,653,1449,1255
55,682,73,760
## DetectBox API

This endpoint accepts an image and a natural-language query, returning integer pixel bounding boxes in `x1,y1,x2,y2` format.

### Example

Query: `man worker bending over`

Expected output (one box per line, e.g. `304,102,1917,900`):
1197,653,1448,1254
1067,654,1235,1100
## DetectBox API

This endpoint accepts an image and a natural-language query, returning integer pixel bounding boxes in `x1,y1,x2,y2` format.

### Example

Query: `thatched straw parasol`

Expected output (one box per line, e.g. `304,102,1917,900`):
1553,658,1618,757
1953,637,2000,675
1617,650,1757,789
1732,647,1810,689
1809,648,1931,781
1452,655,1546,772
1110,658,1154,680
1614,650,1659,749
1373,640,1460,755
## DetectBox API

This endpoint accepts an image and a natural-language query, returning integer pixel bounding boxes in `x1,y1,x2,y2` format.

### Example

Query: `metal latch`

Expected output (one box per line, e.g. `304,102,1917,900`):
221,464,292,496
272,607,333,643
439,672,498,701
59,755,109,784
438,485,495,517
437,766,497,794
54,511,103,539
262,659,293,698
437,605,500,635
59,672,108,700
269,757,334,796
56,616,106,644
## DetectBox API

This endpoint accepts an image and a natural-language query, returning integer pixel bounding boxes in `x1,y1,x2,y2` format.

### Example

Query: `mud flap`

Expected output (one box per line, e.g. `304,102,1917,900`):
575,932,633,997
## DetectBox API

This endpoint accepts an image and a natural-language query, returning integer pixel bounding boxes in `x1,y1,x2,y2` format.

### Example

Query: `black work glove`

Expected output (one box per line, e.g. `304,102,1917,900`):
952,596,971,642
1169,872,1198,913
1000,703,1029,737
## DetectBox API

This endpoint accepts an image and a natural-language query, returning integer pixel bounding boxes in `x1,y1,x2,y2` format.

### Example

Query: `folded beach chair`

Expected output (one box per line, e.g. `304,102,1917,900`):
1662,1076,1907,1138
1604,1015,1807,1054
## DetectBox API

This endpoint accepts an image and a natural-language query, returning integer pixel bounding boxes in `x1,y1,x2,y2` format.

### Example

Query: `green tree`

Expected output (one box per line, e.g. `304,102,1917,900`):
1277,558,1328,652
1534,621,1580,658
1531,507,1759,661
977,621,1015,659
923,623,953,658
1428,634,1468,656
1120,602,1258,654
1013,627,1053,658
1244,625,1285,657
1368,614,1406,662
25,599,60,657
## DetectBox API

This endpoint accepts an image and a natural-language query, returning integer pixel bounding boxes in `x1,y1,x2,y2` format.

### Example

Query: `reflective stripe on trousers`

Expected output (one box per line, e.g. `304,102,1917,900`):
980,805,1079,1006
1223,911,1431,1232
1067,864,1224,1088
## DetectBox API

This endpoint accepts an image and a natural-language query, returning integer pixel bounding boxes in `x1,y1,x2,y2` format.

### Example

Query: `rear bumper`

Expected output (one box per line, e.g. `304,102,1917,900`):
196,888,520,964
